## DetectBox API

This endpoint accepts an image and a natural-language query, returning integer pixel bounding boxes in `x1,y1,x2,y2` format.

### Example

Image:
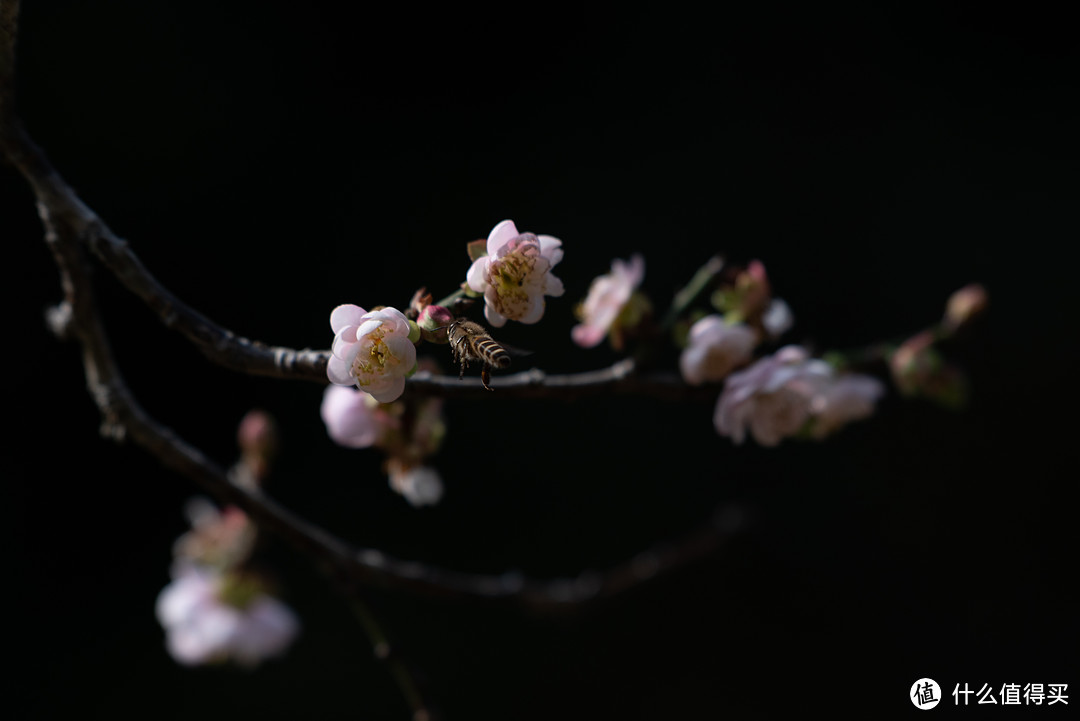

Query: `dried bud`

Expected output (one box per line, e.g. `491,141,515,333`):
407,287,434,319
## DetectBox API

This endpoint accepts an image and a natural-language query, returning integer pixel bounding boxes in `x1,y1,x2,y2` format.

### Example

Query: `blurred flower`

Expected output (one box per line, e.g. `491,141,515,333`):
761,298,794,339
716,346,887,444
327,305,418,403
236,409,278,485
890,330,968,409
808,373,886,439
320,384,392,449
466,219,564,327
679,315,758,384
387,462,444,507
156,565,299,668
715,346,832,445
572,254,645,349
943,283,988,334
172,499,257,571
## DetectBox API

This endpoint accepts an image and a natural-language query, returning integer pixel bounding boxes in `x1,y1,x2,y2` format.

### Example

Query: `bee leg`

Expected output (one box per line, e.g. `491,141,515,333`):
481,366,493,391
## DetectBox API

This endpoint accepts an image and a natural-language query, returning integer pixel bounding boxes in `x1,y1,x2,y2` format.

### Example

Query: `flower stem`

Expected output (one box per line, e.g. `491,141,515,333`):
660,255,725,331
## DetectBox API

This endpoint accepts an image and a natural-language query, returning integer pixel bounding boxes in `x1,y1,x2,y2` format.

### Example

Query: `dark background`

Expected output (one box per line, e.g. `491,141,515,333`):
6,3,1076,719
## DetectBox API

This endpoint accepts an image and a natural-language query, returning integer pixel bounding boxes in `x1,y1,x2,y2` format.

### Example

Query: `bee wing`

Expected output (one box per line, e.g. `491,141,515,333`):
498,342,533,359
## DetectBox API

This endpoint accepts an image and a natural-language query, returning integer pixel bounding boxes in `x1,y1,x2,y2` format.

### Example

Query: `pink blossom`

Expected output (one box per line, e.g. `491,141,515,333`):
388,464,444,507
714,346,833,446
808,374,886,439
572,254,645,348
327,305,418,403
679,315,759,384
715,346,886,445
320,384,389,449
155,565,299,667
466,219,564,327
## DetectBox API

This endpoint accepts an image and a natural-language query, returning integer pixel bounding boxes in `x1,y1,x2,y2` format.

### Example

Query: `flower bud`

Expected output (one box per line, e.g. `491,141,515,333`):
416,305,455,344
943,283,988,334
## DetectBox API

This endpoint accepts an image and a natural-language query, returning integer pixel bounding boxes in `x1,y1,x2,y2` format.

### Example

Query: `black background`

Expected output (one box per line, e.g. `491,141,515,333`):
6,3,1077,719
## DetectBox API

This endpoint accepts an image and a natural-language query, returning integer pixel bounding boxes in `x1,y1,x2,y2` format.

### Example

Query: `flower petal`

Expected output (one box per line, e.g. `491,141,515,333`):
538,235,563,266
368,376,406,403
359,318,387,338
544,271,565,298
327,355,353,385
466,257,489,293
487,220,520,256
519,298,546,324
330,304,367,333
484,303,508,328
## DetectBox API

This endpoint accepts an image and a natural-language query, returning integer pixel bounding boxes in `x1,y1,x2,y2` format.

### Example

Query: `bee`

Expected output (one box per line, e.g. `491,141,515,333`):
447,318,511,391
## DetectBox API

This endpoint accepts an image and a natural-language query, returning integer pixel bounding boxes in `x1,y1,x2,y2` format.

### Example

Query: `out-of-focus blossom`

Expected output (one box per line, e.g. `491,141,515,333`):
156,565,299,668
172,499,257,570
572,254,645,349
715,346,832,445
761,298,794,339
320,384,393,449
808,374,886,439
943,283,988,333
679,315,758,384
236,409,278,485
327,305,419,403
466,219,564,327
716,346,887,445
890,330,968,409
711,260,793,338
387,462,444,507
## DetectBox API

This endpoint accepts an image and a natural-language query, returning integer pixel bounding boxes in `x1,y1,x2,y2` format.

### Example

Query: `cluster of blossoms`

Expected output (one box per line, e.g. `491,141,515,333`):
674,262,885,444
322,363,447,507
156,412,299,667
323,221,981,509
324,220,564,504
156,499,299,667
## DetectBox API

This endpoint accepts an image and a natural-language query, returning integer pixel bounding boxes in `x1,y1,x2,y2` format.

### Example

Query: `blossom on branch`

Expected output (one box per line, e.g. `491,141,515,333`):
714,346,884,445
327,305,419,403
466,219,564,327
320,384,392,449
679,314,758,384
572,254,647,349
156,565,299,668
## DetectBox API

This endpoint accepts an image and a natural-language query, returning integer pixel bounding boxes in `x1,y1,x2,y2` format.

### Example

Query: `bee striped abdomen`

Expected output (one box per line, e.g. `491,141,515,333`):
474,338,511,368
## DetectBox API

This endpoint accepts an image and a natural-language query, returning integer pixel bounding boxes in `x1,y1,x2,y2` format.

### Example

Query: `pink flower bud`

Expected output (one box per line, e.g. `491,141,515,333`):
417,305,455,344
943,283,988,333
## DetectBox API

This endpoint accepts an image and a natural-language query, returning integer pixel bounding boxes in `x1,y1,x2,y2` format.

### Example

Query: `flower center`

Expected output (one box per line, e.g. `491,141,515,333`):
351,327,393,384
